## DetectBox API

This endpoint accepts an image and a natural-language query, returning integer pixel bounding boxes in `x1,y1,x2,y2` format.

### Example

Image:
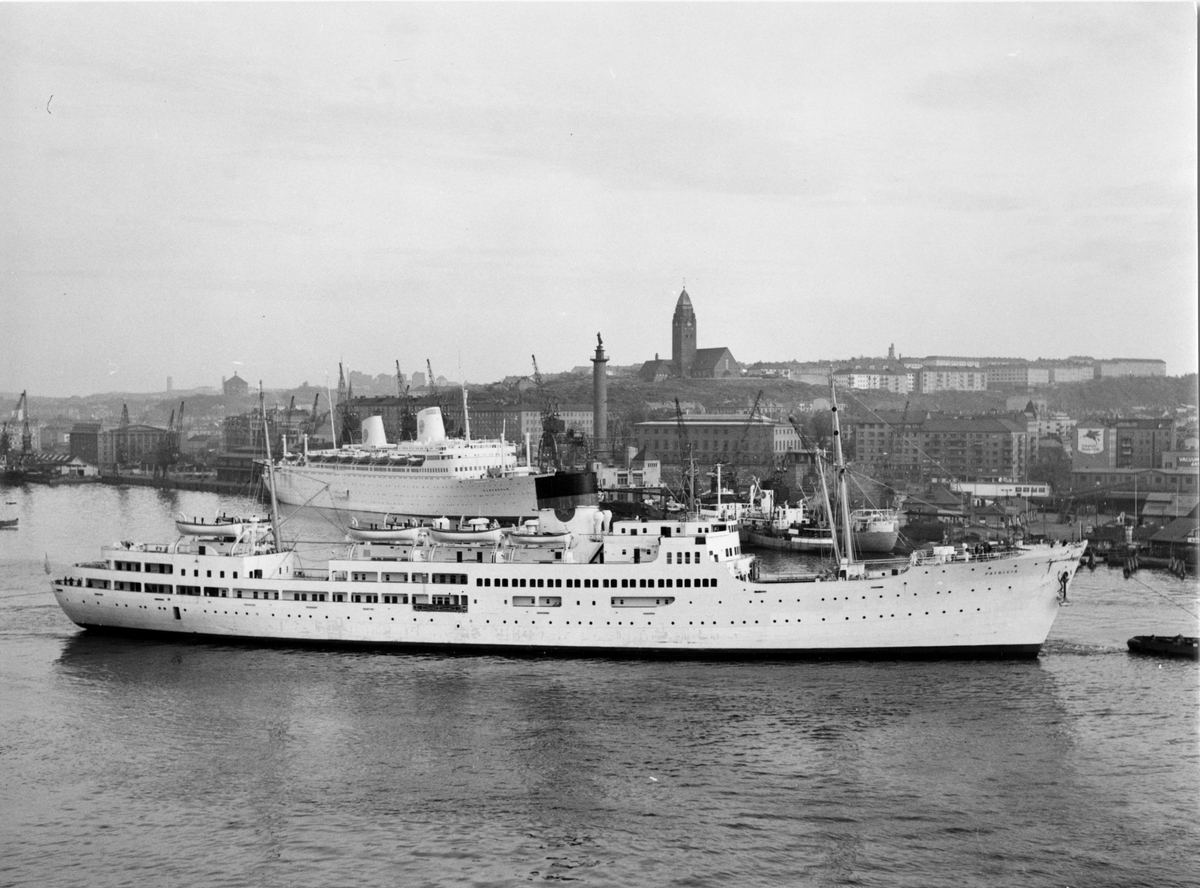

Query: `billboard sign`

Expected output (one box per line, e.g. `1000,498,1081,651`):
1077,428,1105,455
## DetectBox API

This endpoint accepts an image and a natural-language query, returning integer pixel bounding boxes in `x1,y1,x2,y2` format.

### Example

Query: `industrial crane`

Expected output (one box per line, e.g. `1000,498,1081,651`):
336,363,361,445
426,359,455,434
883,398,910,483
396,360,416,441
115,403,130,469
531,355,565,471
154,401,184,478
303,392,325,438
675,398,696,511
724,389,764,495
1,391,25,465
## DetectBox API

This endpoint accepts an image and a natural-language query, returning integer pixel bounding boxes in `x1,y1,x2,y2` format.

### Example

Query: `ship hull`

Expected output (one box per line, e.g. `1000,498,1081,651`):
63,623,1045,660
854,530,900,554
268,463,541,520
52,542,1084,659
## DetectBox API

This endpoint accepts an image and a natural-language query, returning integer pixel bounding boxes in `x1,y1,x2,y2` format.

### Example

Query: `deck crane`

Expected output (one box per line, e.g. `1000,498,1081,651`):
531,355,565,471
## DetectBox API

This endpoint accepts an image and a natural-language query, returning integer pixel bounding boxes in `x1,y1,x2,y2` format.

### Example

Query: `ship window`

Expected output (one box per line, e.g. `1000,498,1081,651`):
667,552,672,564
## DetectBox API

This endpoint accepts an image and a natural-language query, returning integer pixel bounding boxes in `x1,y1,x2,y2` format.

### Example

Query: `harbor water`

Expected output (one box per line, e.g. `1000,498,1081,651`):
1,483,1197,888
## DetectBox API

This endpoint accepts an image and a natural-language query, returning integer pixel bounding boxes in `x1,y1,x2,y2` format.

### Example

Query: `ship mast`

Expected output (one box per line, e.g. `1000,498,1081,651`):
829,375,855,567
260,383,282,548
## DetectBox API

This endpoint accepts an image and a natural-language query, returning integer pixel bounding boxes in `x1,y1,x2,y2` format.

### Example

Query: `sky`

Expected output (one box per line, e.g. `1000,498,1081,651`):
2,2,1196,398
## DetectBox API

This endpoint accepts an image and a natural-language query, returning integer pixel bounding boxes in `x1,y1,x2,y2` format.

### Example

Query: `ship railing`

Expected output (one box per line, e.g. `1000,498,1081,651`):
291,569,330,580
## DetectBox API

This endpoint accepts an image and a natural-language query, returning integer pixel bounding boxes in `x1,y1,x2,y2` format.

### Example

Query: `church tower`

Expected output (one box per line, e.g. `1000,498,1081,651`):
671,287,697,378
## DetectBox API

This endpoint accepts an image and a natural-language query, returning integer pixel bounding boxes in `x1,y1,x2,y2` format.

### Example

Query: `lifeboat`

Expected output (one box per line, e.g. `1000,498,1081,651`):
507,530,572,546
429,518,504,545
175,514,262,537
347,518,424,543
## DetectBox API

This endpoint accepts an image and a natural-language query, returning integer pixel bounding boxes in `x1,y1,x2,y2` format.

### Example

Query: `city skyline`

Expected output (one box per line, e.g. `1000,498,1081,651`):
3,3,1196,398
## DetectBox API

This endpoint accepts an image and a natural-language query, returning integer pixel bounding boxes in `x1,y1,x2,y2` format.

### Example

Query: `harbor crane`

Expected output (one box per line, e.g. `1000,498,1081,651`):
675,398,696,512
724,389,764,496
396,360,416,441
531,355,565,471
115,403,130,469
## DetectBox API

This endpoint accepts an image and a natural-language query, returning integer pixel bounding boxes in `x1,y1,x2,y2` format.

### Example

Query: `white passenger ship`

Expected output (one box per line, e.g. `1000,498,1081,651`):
265,407,543,520
52,396,1086,658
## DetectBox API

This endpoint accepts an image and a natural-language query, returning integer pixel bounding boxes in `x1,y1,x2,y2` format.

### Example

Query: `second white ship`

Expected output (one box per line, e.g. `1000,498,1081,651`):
265,406,545,520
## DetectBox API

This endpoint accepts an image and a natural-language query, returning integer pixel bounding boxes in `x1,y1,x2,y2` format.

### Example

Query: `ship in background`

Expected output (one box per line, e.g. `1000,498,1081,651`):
266,335,634,523
265,406,545,521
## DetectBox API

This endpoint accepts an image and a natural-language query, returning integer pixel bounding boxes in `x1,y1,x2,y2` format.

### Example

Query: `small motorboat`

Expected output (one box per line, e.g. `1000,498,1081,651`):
1127,635,1199,660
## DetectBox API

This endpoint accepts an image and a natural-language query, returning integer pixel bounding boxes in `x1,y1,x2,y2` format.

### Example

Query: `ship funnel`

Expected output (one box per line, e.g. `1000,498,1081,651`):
535,471,603,535
362,416,388,447
416,407,446,444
